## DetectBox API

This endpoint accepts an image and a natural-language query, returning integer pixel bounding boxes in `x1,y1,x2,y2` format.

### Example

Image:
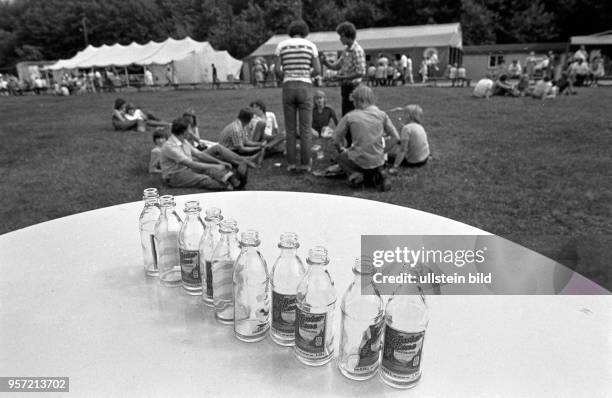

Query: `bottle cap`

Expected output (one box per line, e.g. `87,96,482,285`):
159,195,175,207
278,232,299,248
184,200,201,213
205,207,222,220
142,187,159,200
240,230,260,246
307,246,329,266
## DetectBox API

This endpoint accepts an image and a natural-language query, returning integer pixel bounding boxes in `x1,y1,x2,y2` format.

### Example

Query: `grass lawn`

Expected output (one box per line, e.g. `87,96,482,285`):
1,85,611,284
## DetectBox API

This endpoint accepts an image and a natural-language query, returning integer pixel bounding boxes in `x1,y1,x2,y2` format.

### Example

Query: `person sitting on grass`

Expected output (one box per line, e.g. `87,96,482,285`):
554,71,576,96
529,76,556,100
385,105,430,175
248,100,285,155
219,108,266,161
516,73,530,96
184,115,258,172
491,74,519,97
160,117,245,191
473,75,494,98
149,129,168,174
332,85,400,191
311,90,338,138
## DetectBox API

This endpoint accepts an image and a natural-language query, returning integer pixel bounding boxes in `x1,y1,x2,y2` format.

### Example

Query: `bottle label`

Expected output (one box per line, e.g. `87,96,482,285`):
354,319,384,374
381,324,425,379
150,234,157,269
179,249,201,285
272,292,296,337
205,261,213,299
295,309,326,358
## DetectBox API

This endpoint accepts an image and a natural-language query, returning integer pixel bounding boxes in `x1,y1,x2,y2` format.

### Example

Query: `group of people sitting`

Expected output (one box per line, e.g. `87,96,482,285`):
112,84,430,192
473,72,578,100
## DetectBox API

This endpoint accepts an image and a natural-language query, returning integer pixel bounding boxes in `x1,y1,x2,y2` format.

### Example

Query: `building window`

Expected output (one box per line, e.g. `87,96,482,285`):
489,54,505,68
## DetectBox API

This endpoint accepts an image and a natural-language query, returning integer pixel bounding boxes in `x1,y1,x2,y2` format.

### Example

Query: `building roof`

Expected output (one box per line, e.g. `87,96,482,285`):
249,23,462,58
463,42,567,55
571,30,612,45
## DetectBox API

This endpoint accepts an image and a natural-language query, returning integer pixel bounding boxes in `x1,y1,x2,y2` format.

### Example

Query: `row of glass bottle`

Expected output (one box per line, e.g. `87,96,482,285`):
138,188,428,389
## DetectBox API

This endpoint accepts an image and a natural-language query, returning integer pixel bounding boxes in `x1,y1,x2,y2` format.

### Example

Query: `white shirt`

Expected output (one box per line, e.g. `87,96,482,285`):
473,78,494,98
263,112,278,137
144,70,153,85
399,55,408,68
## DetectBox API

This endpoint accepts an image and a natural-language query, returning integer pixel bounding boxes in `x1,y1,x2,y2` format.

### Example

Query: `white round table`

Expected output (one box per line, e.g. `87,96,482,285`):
1,192,610,397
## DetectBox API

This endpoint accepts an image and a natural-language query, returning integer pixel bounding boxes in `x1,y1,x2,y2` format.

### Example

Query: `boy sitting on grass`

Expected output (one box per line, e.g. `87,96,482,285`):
385,105,430,175
149,129,168,174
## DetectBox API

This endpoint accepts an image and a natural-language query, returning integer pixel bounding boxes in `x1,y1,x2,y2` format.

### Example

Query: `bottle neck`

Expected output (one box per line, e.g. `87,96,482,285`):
279,247,298,256
184,212,200,222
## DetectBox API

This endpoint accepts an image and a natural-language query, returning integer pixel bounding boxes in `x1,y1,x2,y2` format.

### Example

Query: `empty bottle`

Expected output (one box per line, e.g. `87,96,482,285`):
295,246,336,366
198,207,223,306
139,188,160,277
380,284,429,389
211,219,240,324
233,230,270,342
270,232,305,346
179,200,205,295
338,257,384,380
154,195,183,287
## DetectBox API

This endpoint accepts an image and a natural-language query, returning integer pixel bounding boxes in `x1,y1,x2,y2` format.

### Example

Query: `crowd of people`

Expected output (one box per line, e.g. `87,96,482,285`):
472,45,607,99
116,20,432,193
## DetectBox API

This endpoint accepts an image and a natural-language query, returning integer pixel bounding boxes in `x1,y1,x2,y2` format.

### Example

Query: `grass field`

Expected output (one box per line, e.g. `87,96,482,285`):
1,85,611,275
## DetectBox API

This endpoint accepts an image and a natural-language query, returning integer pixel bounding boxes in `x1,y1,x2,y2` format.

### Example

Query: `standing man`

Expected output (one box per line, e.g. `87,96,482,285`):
275,19,321,172
211,63,220,89
321,21,366,118
399,53,408,85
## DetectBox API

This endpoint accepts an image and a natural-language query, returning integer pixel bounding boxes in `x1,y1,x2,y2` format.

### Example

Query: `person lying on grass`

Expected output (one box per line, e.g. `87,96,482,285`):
385,104,430,175
332,85,400,191
219,108,266,164
111,98,169,133
160,117,246,191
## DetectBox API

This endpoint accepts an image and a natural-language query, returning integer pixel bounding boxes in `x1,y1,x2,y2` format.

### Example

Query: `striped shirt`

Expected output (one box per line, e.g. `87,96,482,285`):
275,37,318,84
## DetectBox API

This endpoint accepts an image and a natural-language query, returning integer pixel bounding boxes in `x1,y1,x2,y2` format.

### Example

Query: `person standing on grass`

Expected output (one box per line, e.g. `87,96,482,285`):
332,85,400,192
275,19,321,172
321,22,366,118
161,118,243,191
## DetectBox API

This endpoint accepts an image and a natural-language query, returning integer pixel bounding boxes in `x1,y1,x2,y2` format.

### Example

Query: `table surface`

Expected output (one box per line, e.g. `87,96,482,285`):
1,191,610,397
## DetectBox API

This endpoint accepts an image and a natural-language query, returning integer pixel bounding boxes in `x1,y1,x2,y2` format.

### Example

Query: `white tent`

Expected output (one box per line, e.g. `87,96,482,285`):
570,30,612,46
45,37,242,83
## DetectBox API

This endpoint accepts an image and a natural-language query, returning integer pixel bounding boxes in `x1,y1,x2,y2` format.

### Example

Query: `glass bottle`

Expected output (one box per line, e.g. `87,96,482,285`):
178,200,205,295
211,219,240,324
198,207,223,306
139,188,160,277
154,195,182,287
338,257,384,380
233,230,270,342
380,284,429,389
270,232,305,346
294,246,337,366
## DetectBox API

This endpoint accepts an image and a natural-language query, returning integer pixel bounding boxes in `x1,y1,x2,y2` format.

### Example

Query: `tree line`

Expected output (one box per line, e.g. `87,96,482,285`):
0,0,610,70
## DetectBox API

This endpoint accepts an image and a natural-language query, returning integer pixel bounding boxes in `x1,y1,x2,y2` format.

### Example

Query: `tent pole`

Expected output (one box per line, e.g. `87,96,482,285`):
125,67,129,87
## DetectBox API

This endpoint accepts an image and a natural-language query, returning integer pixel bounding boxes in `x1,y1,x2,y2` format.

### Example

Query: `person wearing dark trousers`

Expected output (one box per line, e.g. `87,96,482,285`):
275,20,321,172
320,21,366,147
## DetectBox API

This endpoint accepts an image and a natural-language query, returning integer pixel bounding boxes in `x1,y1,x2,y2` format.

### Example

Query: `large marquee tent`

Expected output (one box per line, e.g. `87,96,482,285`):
46,37,243,84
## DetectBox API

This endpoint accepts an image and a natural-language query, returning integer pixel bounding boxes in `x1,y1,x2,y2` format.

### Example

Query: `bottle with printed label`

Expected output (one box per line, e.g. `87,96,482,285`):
380,284,429,389
198,207,223,307
233,230,270,342
139,188,160,277
294,246,337,366
211,219,240,324
178,200,205,295
270,232,305,346
338,257,384,380
154,195,183,287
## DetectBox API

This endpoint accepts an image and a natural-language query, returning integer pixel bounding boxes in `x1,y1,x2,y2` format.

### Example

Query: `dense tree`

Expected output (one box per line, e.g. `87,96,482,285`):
0,0,610,70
